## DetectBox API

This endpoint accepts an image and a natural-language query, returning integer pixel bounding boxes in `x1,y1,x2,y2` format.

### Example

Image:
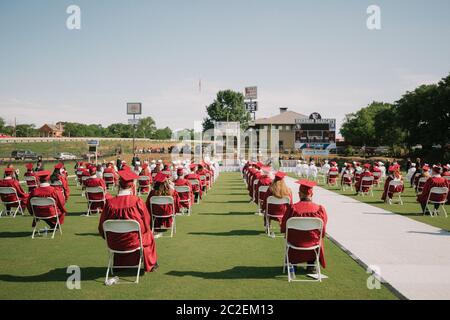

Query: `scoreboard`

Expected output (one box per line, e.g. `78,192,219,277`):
295,113,336,151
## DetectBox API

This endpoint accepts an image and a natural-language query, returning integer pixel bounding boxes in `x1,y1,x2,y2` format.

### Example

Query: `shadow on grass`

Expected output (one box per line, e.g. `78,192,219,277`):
408,230,450,236
198,211,256,216
0,231,31,238
75,232,101,237
166,266,283,280
0,267,105,283
188,230,265,236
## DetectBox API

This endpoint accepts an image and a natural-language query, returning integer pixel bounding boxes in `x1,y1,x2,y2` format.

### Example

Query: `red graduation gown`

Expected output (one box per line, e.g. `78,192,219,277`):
263,189,292,226
85,177,113,210
327,167,339,184
27,185,67,228
255,175,273,205
98,194,157,272
185,173,203,199
174,178,194,208
381,176,404,201
146,189,181,228
138,169,153,193
103,168,118,185
281,201,328,268
417,176,449,204
24,171,39,192
355,171,374,192
0,177,29,209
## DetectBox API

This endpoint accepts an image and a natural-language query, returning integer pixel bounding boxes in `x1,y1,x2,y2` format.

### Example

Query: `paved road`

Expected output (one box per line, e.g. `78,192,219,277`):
285,176,450,300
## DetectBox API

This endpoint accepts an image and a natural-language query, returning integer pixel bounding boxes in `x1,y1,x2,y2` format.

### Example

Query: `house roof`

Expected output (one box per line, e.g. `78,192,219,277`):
39,124,62,131
252,110,307,125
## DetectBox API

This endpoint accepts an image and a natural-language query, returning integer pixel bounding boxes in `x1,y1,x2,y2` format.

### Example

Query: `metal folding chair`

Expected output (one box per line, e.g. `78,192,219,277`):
424,187,448,217
149,196,176,237
85,186,106,216
29,197,62,239
0,187,24,218
174,185,192,216
265,196,290,237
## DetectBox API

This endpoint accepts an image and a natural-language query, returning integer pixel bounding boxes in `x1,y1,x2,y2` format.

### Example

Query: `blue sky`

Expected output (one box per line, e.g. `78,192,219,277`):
0,0,449,133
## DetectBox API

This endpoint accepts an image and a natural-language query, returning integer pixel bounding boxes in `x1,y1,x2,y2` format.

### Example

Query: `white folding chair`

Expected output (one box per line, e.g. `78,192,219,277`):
103,173,117,191
29,197,62,239
424,187,448,217
0,187,24,218
81,176,91,197
283,217,324,282
252,179,260,202
341,174,353,191
103,220,143,284
149,196,176,237
386,180,404,205
199,175,207,193
358,176,374,197
188,179,201,204
24,175,38,191
137,176,151,196
257,185,269,215
372,171,382,189
327,172,339,186
76,170,84,187
416,177,429,195
174,185,192,216
265,196,290,237
85,186,106,216
443,176,450,182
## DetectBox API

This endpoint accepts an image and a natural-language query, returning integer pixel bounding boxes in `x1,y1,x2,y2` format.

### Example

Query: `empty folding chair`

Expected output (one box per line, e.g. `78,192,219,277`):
102,219,143,284
0,187,24,218
358,176,374,197
257,185,269,215
137,176,151,196
174,185,192,216
188,179,201,204
149,196,176,237
283,217,324,282
423,187,449,217
29,197,62,239
385,180,404,205
24,175,39,192
103,173,116,191
85,187,106,216
265,196,290,237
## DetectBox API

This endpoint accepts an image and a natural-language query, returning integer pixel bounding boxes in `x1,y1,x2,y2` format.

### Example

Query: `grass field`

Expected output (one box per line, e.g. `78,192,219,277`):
288,173,450,232
0,172,397,300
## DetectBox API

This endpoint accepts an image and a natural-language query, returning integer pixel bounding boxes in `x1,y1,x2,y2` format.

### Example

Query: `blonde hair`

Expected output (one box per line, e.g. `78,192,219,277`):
269,179,291,199
154,180,171,196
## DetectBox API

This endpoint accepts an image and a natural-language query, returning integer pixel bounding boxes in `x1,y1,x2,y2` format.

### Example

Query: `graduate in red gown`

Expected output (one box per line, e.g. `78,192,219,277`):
417,165,449,213
327,162,339,185
146,172,181,229
174,167,194,209
381,165,404,201
254,166,273,206
84,166,113,211
196,163,211,191
103,162,118,187
263,171,292,226
185,164,202,201
27,170,67,229
0,167,29,210
138,163,153,193
24,163,39,192
281,179,328,271
98,169,158,272
49,162,70,203
354,163,374,194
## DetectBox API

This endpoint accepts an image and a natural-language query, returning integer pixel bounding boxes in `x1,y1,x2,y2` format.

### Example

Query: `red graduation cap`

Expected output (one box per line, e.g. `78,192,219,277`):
4,167,14,174
89,166,97,175
54,162,64,170
154,172,168,183
36,170,52,180
176,168,184,175
25,163,34,170
118,169,138,182
422,165,430,171
295,179,317,193
189,164,197,170
142,163,148,169
363,163,371,169
274,171,286,181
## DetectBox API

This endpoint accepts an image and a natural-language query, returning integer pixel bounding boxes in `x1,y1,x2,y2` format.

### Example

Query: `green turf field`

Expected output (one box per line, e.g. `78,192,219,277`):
304,174,450,232
0,172,397,300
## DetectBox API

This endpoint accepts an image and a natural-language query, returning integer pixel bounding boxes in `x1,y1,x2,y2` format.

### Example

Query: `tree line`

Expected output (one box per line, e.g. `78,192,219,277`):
340,73,450,161
0,116,173,140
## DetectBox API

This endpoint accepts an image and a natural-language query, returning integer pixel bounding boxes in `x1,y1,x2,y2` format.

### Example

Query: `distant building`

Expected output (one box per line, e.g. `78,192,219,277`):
38,122,64,137
249,108,307,152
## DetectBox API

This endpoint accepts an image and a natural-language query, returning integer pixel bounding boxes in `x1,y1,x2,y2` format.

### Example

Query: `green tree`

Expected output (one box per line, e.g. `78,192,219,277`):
136,117,156,138
340,101,394,146
15,124,38,137
152,127,172,140
0,117,5,132
202,90,252,131
106,123,133,138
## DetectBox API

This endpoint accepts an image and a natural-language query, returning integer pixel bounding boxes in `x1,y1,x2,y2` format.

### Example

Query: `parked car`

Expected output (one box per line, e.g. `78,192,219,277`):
55,152,77,160
11,150,41,160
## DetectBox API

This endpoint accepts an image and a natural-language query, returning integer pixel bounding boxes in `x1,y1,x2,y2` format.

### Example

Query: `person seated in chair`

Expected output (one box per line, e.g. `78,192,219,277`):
98,169,158,272
262,171,292,228
281,180,328,274
27,170,67,229
0,167,29,211
50,162,70,202
255,166,273,207
24,163,39,192
417,165,449,214
354,163,374,195
381,165,404,202
174,167,194,211
185,164,202,201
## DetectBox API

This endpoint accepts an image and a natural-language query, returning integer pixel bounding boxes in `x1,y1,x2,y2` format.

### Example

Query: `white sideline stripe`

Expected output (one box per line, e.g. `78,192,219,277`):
284,176,450,300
